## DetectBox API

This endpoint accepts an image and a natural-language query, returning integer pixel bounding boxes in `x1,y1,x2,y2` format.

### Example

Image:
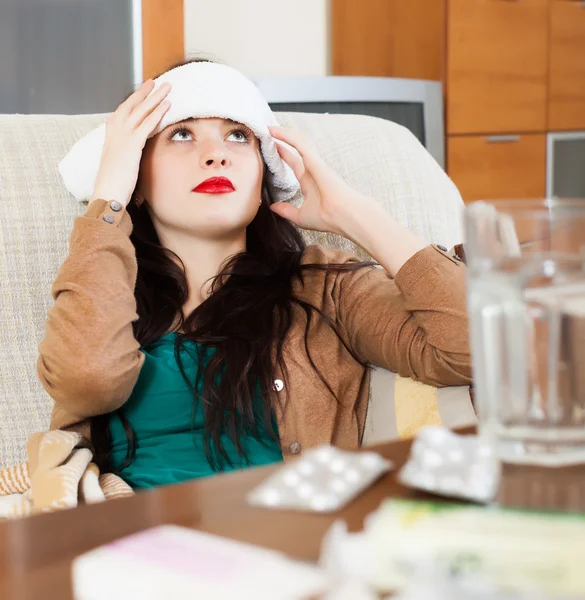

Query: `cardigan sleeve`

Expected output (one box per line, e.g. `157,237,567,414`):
333,244,472,387
37,199,145,426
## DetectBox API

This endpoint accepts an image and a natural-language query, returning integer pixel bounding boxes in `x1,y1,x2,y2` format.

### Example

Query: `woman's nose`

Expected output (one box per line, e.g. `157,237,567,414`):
200,141,229,168
203,155,227,167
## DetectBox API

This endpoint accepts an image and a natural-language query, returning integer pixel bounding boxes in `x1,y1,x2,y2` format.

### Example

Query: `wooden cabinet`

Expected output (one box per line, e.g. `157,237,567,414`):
447,134,547,202
447,0,549,135
549,0,585,130
332,0,584,199
332,0,445,81
142,0,184,80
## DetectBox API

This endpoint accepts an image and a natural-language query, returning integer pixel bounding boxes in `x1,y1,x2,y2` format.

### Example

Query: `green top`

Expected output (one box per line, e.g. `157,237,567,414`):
108,332,283,489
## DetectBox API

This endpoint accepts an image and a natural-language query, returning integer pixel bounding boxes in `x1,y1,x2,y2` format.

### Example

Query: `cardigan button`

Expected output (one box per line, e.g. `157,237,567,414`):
289,442,302,455
109,201,122,212
273,379,284,392
103,214,115,224
437,244,448,252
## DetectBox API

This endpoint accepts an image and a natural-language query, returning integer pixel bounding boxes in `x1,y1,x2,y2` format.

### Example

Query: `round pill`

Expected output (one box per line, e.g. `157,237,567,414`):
360,453,384,469
282,471,301,486
344,469,362,484
297,462,315,476
310,493,338,512
420,449,444,468
315,447,336,463
261,488,282,506
419,426,452,447
330,478,349,494
329,458,346,474
297,482,314,499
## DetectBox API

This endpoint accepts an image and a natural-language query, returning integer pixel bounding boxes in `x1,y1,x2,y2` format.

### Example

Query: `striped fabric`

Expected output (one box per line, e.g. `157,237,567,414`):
0,111,474,470
0,462,30,495
0,431,133,519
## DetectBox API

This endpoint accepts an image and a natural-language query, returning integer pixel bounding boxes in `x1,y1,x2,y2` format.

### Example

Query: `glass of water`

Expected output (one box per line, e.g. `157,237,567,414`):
464,199,585,466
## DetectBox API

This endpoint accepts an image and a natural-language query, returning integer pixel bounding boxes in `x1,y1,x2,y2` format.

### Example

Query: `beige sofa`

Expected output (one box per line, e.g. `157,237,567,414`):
0,111,476,470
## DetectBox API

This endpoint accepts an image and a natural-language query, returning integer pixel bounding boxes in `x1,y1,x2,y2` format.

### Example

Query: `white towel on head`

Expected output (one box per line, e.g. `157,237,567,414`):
58,61,301,203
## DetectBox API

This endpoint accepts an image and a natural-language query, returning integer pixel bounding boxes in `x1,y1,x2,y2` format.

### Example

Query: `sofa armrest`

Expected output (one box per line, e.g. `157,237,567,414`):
362,366,476,447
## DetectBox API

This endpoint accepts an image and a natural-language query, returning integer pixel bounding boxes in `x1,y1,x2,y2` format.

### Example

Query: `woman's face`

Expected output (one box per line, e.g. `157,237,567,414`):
138,117,264,240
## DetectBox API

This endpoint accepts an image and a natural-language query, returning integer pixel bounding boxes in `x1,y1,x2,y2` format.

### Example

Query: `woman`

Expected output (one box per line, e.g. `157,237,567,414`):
39,59,471,489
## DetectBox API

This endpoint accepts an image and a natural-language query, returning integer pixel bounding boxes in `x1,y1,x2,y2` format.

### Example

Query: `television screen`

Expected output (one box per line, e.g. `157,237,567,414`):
257,76,444,168
270,101,426,147
549,136,585,199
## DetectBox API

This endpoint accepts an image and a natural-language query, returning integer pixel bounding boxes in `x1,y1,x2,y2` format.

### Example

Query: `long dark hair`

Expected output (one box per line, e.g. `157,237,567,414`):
91,58,378,474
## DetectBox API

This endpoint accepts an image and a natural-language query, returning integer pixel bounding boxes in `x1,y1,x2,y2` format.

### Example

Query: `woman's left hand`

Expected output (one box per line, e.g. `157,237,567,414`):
268,126,369,236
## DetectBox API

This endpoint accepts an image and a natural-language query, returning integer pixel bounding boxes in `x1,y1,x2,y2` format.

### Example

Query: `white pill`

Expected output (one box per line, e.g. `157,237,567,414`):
315,447,336,463
261,488,282,506
297,482,314,499
360,453,384,469
421,449,444,468
345,469,362,484
282,471,301,487
330,478,349,494
310,493,339,512
297,462,315,476
419,426,453,447
329,458,346,474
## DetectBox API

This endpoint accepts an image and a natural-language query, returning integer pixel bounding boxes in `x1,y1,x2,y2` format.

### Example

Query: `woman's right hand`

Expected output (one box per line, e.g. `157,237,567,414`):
89,79,171,208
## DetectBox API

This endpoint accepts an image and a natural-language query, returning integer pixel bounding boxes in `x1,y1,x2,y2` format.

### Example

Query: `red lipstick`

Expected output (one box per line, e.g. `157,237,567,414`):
193,177,235,194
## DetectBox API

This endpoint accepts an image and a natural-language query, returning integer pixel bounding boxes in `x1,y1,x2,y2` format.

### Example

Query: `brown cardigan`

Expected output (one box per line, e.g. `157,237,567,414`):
37,199,472,461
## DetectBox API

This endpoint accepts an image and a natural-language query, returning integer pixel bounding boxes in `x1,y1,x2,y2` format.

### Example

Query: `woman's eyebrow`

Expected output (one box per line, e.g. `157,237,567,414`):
165,118,254,133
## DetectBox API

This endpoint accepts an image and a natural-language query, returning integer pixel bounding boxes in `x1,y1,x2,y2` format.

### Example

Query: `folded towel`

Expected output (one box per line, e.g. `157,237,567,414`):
59,61,301,203
0,430,133,519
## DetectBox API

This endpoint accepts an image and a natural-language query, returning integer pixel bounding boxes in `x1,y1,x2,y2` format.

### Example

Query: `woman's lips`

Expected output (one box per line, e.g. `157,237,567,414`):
193,177,235,194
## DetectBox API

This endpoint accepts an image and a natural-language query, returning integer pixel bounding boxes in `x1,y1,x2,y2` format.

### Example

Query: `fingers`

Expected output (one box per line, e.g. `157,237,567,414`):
270,126,335,191
275,141,306,182
116,79,155,118
138,98,171,137
276,142,322,202
269,126,318,166
128,82,171,130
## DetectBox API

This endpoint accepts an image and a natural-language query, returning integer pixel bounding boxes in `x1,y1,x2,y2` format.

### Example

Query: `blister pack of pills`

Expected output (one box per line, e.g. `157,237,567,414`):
247,445,393,513
398,427,500,503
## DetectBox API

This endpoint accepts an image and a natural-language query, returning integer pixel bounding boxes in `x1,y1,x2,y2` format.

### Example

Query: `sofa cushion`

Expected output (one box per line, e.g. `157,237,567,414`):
0,111,466,468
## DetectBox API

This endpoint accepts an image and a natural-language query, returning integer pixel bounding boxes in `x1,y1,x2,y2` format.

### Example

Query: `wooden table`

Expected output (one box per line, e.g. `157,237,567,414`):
2,431,585,600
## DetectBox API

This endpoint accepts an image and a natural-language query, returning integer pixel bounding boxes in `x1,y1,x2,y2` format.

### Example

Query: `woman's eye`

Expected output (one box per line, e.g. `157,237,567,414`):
227,130,250,143
170,129,193,142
